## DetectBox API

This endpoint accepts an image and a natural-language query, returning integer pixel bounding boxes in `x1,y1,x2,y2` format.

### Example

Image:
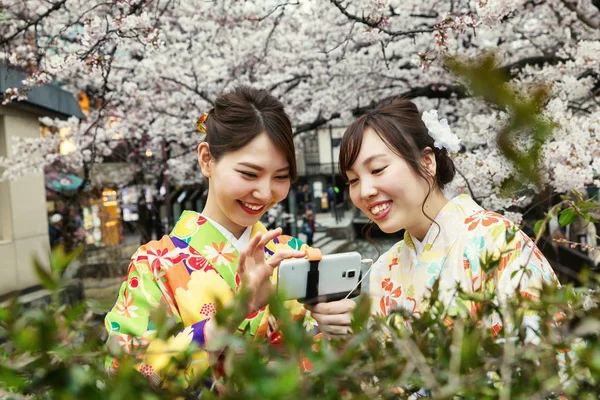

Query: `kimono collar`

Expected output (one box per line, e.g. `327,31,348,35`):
404,194,481,254
201,214,253,252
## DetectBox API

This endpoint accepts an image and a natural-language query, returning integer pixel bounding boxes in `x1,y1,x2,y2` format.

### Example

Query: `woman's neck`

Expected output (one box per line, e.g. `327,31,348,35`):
407,189,449,242
201,195,246,239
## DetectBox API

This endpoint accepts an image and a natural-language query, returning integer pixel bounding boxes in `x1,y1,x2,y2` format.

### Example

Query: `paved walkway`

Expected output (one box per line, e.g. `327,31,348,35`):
296,209,355,255
314,209,354,230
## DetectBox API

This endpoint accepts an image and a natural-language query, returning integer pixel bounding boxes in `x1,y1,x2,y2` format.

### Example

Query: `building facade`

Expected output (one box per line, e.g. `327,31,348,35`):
0,65,83,296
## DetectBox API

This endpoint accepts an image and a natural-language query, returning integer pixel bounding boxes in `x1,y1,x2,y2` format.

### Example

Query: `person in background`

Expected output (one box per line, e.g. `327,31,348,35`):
48,213,63,249
302,207,315,246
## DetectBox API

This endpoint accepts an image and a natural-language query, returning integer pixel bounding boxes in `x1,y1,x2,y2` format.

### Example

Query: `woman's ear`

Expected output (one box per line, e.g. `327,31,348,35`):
197,142,213,178
422,147,437,179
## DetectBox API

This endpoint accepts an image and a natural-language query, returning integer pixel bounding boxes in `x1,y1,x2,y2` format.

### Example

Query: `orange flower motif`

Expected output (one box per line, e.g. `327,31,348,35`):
115,289,138,318
498,252,512,272
464,210,503,231
204,241,238,266
463,259,470,270
389,257,399,271
381,278,394,292
490,323,503,338
379,283,402,314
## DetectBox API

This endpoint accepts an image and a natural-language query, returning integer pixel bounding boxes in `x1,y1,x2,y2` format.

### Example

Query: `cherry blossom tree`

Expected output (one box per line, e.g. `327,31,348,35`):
0,0,598,222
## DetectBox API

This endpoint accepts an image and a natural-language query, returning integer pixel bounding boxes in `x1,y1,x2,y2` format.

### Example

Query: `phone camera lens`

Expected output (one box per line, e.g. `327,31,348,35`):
348,270,356,278
342,271,346,278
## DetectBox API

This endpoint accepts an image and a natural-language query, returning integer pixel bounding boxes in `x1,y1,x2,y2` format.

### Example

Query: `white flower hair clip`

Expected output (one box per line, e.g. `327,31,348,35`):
421,110,461,153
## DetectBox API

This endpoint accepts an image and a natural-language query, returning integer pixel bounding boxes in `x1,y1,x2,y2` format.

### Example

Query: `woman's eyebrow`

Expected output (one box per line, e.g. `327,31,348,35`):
237,162,289,172
362,153,387,166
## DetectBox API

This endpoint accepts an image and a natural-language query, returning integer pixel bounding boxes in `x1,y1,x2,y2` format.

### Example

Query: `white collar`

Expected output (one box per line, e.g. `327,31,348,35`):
201,214,253,252
409,233,425,257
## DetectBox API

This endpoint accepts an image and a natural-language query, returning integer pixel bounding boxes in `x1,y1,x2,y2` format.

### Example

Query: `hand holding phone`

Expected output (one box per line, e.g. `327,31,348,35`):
277,251,366,304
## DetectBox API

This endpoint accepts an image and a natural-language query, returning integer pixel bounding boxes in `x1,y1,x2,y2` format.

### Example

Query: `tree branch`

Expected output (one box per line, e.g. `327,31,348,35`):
294,112,341,136
269,74,312,92
498,55,569,76
560,0,600,29
352,84,468,115
0,0,67,46
329,0,435,37
160,75,213,105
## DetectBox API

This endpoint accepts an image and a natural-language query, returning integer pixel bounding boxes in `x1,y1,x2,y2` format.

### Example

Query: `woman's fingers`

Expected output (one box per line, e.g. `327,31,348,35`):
267,249,306,267
319,324,353,337
253,228,282,263
246,231,262,252
310,311,353,327
306,299,356,315
260,227,282,246
237,250,246,274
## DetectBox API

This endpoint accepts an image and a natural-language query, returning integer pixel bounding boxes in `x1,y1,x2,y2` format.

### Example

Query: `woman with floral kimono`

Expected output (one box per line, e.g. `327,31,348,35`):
308,97,559,340
104,86,316,386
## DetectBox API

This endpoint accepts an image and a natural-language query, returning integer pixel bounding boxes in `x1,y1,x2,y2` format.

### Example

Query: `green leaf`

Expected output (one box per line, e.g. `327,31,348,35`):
32,256,57,291
533,219,545,237
558,208,577,227
49,244,82,275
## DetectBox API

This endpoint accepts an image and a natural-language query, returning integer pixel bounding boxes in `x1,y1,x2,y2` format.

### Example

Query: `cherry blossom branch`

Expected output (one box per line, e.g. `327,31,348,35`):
455,167,480,203
0,0,67,46
294,112,341,136
255,1,300,21
498,55,569,74
329,0,435,37
160,75,214,106
560,0,600,29
269,74,312,92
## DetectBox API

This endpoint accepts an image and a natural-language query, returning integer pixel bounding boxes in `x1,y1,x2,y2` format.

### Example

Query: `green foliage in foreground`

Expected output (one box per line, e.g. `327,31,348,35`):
0,246,598,399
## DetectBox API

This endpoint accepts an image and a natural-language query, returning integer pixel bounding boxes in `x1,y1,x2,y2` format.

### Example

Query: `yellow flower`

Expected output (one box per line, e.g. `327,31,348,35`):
175,269,234,325
172,212,200,238
142,326,194,373
196,113,208,134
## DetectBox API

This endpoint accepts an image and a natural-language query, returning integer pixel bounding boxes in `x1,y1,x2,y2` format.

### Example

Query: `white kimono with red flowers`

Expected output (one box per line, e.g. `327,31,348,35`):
370,194,558,335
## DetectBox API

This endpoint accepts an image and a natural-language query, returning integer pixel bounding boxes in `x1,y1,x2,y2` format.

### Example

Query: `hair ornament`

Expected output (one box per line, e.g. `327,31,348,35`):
421,110,461,153
196,113,208,134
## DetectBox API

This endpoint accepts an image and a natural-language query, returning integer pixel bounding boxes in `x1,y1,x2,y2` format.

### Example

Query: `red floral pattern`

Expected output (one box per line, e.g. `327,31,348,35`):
380,278,403,315
200,303,216,316
140,364,154,377
129,276,139,289
187,246,215,272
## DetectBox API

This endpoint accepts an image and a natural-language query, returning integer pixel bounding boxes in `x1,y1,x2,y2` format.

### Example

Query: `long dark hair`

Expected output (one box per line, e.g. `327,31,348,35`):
204,86,297,182
339,97,456,243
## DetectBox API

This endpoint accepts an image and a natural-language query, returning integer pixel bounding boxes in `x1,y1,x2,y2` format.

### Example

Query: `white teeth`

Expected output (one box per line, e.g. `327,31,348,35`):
370,202,390,215
242,202,263,211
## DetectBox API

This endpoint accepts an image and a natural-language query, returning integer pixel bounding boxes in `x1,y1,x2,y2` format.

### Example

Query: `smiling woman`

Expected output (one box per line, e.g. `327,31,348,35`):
104,86,317,388
309,96,560,348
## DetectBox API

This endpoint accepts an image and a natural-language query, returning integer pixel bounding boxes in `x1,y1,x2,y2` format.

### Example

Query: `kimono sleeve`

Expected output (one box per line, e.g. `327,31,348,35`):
483,218,557,300
104,238,210,385
472,211,559,338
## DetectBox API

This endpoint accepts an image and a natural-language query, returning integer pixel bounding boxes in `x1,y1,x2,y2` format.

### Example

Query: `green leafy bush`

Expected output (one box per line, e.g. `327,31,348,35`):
1,245,598,399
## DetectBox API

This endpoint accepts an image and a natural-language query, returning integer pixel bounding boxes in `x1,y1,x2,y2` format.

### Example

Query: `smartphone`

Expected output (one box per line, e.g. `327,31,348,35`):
277,251,363,304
